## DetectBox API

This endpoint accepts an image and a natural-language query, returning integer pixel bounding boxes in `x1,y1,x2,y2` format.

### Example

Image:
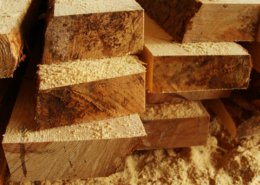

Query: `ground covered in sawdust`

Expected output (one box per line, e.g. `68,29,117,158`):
6,116,260,185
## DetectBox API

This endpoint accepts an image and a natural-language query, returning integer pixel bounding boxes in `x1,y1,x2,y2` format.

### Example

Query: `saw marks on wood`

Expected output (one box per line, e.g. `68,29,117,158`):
139,15,252,93
36,56,146,130
137,101,210,150
2,70,146,181
42,0,144,64
137,0,260,43
0,0,40,78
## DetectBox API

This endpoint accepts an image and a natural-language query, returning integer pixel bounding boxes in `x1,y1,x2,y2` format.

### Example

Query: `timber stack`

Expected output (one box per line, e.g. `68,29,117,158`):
1,0,260,183
135,0,259,150
2,0,147,181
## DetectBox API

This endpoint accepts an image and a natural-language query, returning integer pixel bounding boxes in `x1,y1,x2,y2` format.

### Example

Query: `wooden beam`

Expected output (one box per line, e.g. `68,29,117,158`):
146,90,232,103
36,56,145,130
137,0,260,43
0,0,42,78
140,15,252,93
240,41,260,73
42,0,144,65
2,69,146,181
137,101,209,150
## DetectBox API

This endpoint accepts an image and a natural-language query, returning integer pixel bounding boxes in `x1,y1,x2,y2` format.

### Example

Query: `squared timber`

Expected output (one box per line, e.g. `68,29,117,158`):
42,0,144,64
137,101,210,150
2,71,146,181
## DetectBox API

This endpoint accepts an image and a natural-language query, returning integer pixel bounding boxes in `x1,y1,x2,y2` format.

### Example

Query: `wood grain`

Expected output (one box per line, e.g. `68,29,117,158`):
36,73,145,130
137,0,260,43
137,101,210,150
42,0,144,64
140,15,252,93
146,90,232,103
152,55,251,93
2,68,146,181
0,0,42,78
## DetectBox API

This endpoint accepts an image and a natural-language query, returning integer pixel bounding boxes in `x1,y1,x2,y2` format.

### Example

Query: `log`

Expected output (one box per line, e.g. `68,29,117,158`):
136,0,260,43
140,15,252,93
42,0,144,64
240,41,260,73
0,0,42,78
146,90,232,103
36,56,146,130
137,101,210,150
2,70,147,181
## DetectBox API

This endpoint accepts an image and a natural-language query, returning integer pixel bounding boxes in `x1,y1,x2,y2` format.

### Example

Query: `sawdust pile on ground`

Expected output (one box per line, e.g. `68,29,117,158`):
6,116,260,185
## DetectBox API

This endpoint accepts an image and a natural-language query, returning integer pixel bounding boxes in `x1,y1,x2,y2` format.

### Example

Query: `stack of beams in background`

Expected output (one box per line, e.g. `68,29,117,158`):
135,0,259,149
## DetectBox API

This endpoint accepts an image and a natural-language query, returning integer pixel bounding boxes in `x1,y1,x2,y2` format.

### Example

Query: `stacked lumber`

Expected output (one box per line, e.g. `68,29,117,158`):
2,0,147,181
136,1,256,149
2,0,260,182
0,0,42,78
2,69,146,181
140,15,252,101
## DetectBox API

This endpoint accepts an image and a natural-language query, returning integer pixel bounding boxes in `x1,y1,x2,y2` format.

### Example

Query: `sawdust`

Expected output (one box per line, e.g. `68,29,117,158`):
6,115,260,185
54,0,142,16
38,55,145,90
140,101,205,121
